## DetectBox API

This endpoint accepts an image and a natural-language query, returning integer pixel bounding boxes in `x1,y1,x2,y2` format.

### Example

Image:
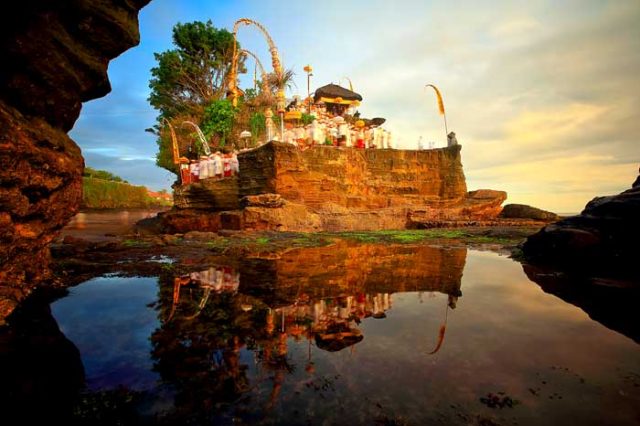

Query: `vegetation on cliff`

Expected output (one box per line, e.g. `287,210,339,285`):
83,166,127,183
81,168,171,209
148,20,243,173
148,20,297,174
148,20,239,120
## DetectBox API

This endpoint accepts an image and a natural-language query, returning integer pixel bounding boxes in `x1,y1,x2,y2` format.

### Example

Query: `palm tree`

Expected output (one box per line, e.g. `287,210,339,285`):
267,68,297,94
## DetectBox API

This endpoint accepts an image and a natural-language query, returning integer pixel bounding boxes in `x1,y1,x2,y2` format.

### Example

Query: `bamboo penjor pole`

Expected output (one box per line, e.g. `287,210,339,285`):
425,84,448,142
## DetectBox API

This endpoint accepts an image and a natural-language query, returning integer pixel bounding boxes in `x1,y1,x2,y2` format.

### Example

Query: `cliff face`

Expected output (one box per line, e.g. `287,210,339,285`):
165,142,506,232
0,0,150,319
239,142,468,210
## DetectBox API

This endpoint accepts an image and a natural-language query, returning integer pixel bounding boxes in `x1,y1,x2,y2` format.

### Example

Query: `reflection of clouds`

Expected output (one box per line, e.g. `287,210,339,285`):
463,250,587,321
438,249,635,406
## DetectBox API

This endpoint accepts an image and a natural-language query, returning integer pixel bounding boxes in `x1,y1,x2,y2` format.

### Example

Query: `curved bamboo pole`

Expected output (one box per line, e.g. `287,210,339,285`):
240,48,271,95
182,121,211,155
162,118,181,164
339,76,354,92
228,18,284,107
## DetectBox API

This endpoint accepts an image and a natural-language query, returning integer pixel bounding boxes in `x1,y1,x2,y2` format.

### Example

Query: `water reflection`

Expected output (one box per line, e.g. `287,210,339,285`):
58,209,166,242
168,266,241,320
523,263,640,343
152,245,466,423
1,244,638,425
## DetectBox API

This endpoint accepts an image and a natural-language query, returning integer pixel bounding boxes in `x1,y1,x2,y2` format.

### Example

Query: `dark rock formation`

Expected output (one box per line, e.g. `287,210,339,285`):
0,0,150,319
499,203,559,221
0,290,85,421
522,172,640,276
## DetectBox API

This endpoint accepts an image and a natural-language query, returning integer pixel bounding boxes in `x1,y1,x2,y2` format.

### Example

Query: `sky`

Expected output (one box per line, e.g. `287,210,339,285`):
69,0,640,213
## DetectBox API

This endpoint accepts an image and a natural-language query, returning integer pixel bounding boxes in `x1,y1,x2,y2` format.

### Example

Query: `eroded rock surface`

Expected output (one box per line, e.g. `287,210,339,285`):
240,142,468,209
173,177,240,211
163,142,507,232
0,0,150,320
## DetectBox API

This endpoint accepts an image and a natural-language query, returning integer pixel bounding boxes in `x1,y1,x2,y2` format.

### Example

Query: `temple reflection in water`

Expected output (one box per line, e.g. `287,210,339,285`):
152,244,465,419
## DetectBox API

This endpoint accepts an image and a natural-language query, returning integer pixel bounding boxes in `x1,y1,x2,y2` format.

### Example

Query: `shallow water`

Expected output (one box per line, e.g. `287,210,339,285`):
1,246,639,425
58,209,166,242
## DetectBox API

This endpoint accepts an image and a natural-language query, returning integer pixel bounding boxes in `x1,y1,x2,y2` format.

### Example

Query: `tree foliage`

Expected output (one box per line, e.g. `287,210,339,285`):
249,112,266,145
156,134,178,174
301,113,315,126
82,178,170,209
149,20,241,119
201,99,238,147
267,68,297,93
148,20,246,173
83,167,124,182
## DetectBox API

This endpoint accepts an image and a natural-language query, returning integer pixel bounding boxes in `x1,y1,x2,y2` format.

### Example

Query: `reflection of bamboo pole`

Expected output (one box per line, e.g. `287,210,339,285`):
427,301,448,355
425,84,448,143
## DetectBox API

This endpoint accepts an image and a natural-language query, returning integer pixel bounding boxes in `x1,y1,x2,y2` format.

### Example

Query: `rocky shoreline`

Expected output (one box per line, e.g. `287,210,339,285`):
522,172,639,279
50,225,542,286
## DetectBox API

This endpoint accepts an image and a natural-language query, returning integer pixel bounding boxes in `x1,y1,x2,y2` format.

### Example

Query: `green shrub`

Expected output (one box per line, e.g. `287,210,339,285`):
82,178,171,209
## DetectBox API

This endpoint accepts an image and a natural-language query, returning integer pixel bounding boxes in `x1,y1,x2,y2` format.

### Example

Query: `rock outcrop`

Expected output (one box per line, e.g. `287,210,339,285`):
239,142,468,209
173,177,240,211
162,142,507,232
522,172,640,277
0,0,150,319
408,189,507,228
499,203,559,221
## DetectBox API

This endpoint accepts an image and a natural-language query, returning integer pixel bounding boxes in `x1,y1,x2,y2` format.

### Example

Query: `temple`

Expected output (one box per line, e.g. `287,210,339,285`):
161,50,507,233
